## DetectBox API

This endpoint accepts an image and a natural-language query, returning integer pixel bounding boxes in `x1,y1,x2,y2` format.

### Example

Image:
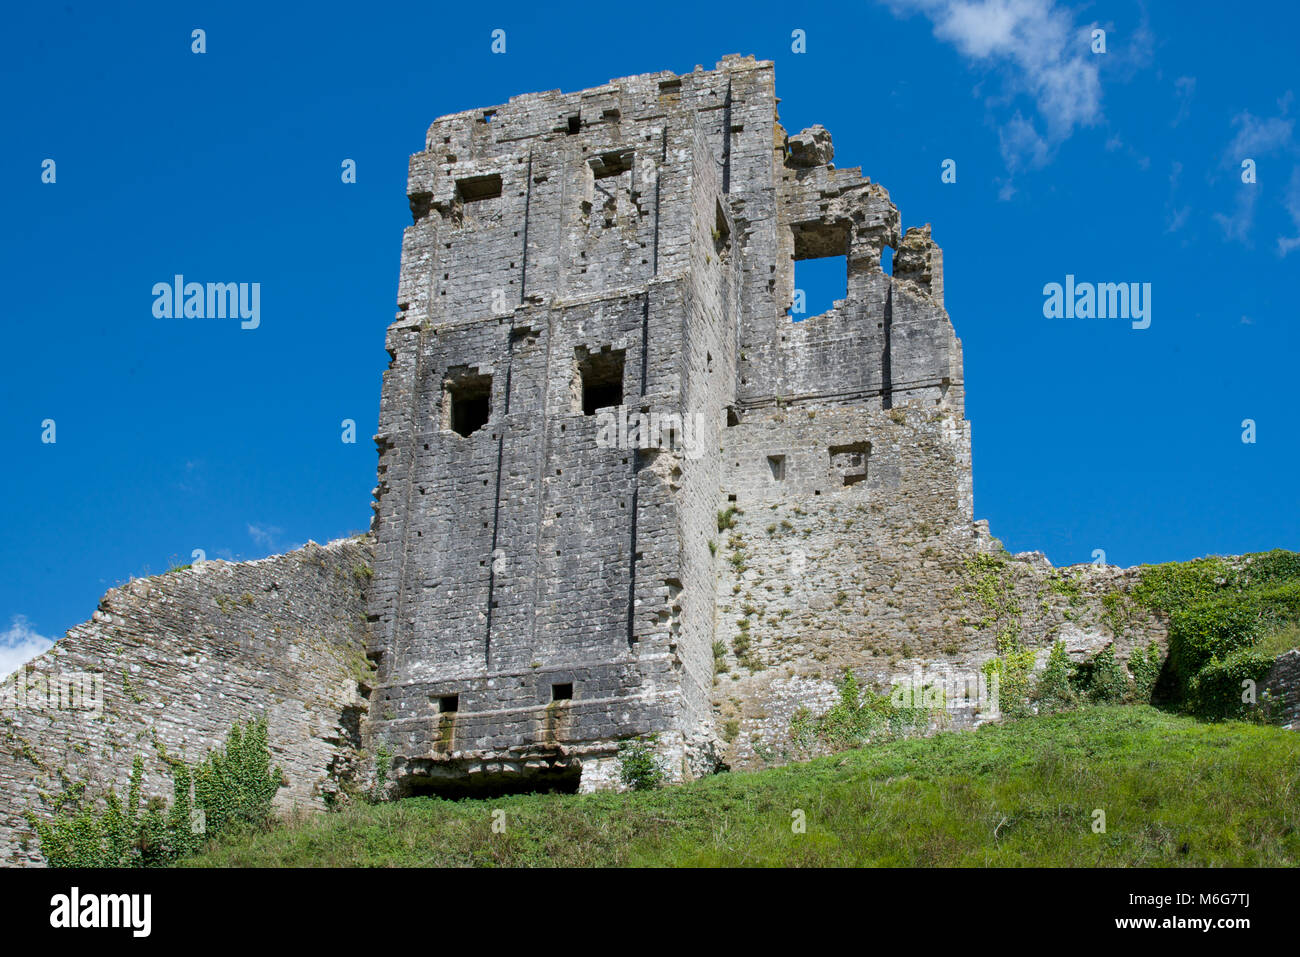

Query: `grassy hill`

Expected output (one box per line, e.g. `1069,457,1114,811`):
186,706,1300,867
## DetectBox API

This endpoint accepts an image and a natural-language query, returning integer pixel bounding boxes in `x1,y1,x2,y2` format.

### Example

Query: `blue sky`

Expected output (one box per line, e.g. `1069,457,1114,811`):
2,1,1297,666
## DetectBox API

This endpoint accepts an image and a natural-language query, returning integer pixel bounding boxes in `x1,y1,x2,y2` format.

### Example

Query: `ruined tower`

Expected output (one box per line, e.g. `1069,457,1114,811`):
365,55,969,793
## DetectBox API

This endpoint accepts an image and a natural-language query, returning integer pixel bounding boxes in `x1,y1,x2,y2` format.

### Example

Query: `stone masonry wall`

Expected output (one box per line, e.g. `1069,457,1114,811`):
365,57,764,790
0,538,373,866
711,404,1169,769
1263,650,1300,730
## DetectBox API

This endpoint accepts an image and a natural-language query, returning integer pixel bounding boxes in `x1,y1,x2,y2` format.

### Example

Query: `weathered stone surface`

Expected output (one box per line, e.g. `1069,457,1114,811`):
786,125,834,168
0,539,372,865
1263,650,1300,729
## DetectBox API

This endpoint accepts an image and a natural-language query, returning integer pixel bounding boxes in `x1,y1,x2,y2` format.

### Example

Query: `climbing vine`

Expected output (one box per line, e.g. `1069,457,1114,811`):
27,717,282,867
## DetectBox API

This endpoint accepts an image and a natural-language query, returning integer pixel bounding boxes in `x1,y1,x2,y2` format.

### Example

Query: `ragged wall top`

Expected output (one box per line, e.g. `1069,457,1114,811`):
390,52,960,427
395,54,777,321
732,116,958,417
0,539,373,865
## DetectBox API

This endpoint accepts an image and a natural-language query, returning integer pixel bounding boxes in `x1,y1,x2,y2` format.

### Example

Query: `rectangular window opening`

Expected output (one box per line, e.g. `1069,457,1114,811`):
790,254,848,321
456,173,502,202
444,367,492,437
829,440,870,487
551,682,573,701
575,346,625,416
437,694,459,713
767,455,786,481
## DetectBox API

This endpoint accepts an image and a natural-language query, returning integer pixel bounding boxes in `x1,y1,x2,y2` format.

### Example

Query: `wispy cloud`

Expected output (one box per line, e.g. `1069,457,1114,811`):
1,616,55,679
1278,167,1300,256
1215,97,1299,247
1224,112,1295,161
1214,187,1259,244
883,0,1103,173
1164,161,1191,234
247,523,283,550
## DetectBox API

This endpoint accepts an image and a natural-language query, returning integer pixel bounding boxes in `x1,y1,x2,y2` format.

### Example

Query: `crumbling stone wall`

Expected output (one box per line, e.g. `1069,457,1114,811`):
710,402,1169,769
1263,650,1300,729
0,539,372,865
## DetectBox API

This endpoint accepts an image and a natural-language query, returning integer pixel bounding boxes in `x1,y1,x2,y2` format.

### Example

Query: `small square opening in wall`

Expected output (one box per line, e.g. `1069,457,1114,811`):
767,455,786,481
443,367,492,437
551,682,573,701
437,694,459,713
456,173,502,202
574,346,625,415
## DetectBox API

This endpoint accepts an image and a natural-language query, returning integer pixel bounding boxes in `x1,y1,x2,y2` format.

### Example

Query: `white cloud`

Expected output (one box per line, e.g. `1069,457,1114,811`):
884,0,1103,170
1214,102,1299,247
0,616,55,679
1225,112,1295,161
247,523,283,550
998,112,1050,170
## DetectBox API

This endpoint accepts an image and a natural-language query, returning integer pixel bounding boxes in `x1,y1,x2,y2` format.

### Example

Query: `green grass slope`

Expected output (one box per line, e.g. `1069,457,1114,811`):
186,706,1300,867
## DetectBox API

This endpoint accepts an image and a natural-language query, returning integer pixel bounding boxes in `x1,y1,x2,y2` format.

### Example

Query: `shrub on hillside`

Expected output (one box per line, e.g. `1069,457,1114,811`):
27,717,282,867
617,735,666,791
1165,594,1261,696
1127,641,1163,703
1130,551,1300,719
790,671,936,754
1188,647,1277,720
1033,641,1077,713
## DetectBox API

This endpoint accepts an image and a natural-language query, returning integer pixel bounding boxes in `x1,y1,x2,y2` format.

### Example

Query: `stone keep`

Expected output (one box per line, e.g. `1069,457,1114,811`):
365,55,966,792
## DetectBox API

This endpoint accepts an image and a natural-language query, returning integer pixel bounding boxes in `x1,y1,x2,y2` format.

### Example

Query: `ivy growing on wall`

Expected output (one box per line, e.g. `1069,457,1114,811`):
789,671,937,754
1132,550,1300,718
26,717,282,867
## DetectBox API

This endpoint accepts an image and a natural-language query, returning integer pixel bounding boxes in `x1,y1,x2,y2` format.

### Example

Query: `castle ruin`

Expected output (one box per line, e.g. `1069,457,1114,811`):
2,58,1195,862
